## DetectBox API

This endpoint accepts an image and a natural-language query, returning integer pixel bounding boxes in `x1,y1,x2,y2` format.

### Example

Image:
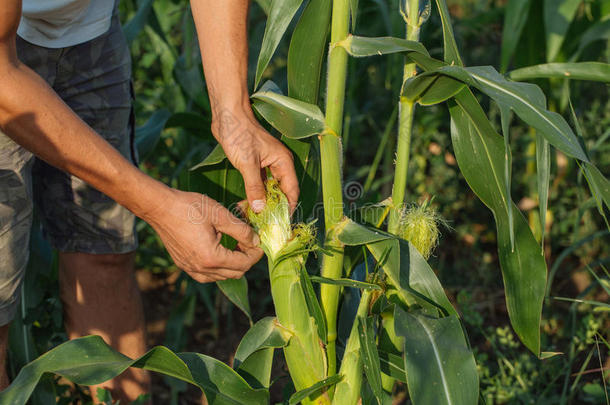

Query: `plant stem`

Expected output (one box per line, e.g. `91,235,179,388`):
388,99,415,233
384,1,424,396
320,0,350,377
387,0,422,234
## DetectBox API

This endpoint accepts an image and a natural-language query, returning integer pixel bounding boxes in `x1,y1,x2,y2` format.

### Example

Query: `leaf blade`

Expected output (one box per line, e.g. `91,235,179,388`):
509,62,610,82
255,0,305,89
394,309,478,405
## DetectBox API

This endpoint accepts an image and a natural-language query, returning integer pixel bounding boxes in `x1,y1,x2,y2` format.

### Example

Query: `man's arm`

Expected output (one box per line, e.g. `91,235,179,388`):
0,0,262,281
190,0,300,213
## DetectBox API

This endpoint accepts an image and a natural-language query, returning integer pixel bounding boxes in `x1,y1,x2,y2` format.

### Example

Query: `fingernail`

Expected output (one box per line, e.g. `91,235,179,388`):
252,199,265,213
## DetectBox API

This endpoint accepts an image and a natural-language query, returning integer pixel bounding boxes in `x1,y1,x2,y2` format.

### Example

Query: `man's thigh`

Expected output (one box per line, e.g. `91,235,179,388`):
23,11,139,255
0,135,33,326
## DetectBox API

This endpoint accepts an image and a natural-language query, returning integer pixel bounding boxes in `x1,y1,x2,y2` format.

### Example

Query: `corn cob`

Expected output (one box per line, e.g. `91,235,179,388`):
247,180,329,404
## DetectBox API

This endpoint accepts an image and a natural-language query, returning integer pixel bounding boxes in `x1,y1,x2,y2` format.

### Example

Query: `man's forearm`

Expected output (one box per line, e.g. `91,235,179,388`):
190,0,251,125
0,60,169,222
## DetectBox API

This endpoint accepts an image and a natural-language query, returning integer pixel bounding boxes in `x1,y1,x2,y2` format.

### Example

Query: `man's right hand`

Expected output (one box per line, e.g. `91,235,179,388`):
145,189,263,283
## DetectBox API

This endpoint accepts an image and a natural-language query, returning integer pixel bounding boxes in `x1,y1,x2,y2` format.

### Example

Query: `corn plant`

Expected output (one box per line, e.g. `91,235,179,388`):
3,0,609,404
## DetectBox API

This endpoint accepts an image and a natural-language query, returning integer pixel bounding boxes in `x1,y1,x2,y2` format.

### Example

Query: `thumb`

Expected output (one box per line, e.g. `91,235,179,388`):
241,165,266,213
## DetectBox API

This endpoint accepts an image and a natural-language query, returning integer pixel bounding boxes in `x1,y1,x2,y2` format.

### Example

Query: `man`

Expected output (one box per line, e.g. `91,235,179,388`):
0,0,299,402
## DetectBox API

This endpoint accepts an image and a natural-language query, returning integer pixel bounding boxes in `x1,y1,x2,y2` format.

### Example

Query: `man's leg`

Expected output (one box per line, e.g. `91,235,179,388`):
0,325,9,390
26,4,149,402
0,133,34,391
59,251,150,403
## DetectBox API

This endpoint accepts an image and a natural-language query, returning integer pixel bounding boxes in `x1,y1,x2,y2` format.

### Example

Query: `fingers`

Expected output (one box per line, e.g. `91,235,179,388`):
240,159,267,213
190,268,248,283
213,240,263,270
269,153,300,213
211,202,260,248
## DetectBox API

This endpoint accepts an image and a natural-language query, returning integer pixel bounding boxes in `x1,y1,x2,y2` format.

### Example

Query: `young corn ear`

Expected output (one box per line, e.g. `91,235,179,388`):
247,180,330,404
398,200,445,259
332,290,372,405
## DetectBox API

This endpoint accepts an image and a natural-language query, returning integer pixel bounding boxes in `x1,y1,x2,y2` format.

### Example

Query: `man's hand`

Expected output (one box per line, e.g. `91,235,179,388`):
146,189,263,282
190,0,299,214
213,110,299,213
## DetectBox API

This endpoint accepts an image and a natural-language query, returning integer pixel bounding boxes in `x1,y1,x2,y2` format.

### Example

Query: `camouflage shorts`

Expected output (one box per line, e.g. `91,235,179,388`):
0,9,137,325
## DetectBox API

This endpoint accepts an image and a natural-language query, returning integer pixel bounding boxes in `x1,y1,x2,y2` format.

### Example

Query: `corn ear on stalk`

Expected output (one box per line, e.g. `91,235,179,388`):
247,180,329,404
332,289,372,405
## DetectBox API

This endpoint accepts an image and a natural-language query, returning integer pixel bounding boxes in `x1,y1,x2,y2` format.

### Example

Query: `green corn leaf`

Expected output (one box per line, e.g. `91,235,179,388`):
567,102,610,225
350,0,359,31
255,0,305,89
509,62,610,82
177,352,269,404
425,65,588,161
366,237,457,317
217,279,252,325
233,317,288,389
358,317,383,403
336,218,457,315
544,0,581,62
285,0,329,220
310,276,382,290
536,133,551,248
394,309,479,405
499,104,515,251
254,0,272,15
449,90,546,355
173,58,209,111
551,296,610,310
336,218,393,246
190,144,226,171
233,317,288,369
289,374,342,405
539,351,563,360
287,0,330,104
434,0,463,66
572,17,610,60
338,35,429,58
582,163,610,220
586,266,610,297
0,335,269,405
500,0,532,71
135,109,171,160
298,266,328,344
402,74,466,105
235,349,274,390
378,350,407,382
252,83,326,139
123,0,154,43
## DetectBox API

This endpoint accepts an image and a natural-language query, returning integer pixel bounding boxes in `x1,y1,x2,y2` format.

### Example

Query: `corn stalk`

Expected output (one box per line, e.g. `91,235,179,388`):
383,0,430,395
319,0,351,376
387,0,428,234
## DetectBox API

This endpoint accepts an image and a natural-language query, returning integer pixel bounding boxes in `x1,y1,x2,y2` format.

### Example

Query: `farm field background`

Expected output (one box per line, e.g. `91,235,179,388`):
6,0,609,404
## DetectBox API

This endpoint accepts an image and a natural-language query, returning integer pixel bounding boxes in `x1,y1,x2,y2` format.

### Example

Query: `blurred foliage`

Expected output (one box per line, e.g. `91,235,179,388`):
7,0,608,404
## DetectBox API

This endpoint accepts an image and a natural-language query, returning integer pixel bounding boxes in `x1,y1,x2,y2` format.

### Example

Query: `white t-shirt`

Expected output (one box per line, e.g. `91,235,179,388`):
18,0,115,48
